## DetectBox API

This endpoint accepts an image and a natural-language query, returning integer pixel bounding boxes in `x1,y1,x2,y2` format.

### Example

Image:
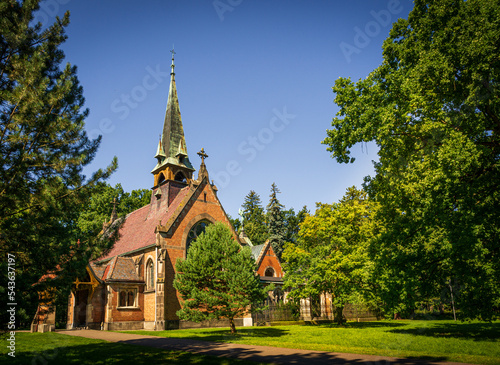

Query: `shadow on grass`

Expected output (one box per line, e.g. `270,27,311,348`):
0,340,261,365
316,321,409,329
388,321,500,341
5,332,459,365
127,336,456,365
215,327,289,338
156,327,290,342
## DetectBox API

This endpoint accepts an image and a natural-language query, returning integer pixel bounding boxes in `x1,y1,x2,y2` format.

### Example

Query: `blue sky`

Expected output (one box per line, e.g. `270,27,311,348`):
37,0,413,219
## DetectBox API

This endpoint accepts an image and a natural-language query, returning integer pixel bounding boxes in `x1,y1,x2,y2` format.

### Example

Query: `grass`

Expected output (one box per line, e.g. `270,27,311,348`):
0,332,264,365
121,320,500,365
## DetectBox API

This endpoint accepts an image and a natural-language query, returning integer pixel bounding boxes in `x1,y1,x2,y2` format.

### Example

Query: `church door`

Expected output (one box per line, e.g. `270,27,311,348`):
74,289,89,327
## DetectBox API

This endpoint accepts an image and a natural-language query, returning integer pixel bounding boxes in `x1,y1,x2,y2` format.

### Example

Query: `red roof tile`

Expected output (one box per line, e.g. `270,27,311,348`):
97,185,191,262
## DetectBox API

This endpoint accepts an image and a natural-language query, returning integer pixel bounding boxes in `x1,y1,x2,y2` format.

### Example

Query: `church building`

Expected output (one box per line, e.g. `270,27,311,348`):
66,53,283,331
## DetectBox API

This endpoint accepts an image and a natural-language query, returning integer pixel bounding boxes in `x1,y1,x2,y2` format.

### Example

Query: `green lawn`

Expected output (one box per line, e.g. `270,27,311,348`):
0,332,263,365
122,320,500,365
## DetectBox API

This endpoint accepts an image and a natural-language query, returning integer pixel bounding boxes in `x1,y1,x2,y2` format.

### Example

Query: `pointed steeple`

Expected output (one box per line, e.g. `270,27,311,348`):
152,49,195,187
160,49,193,169
154,137,166,163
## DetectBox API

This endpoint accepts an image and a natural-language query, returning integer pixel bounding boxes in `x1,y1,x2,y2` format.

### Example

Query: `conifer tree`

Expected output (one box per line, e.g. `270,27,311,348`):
173,223,265,334
240,190,267,245
283,205,309,244
0,1,117,329
266,183,286,260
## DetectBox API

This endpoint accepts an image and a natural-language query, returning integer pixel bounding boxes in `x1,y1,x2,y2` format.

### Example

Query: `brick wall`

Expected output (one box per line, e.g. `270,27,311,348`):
108,284,145,322
144,292,155,321
162,182,236,321
257,245,283,277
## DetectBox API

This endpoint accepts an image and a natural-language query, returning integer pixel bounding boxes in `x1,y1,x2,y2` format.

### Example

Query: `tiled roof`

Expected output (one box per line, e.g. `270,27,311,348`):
89,261,107,280
251,244,265,261
106,257,142,282
90,256,143,283
97,185,190,262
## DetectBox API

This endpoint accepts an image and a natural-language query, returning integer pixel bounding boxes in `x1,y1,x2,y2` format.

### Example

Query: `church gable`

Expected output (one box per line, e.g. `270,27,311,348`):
253,241,284,279
156,176,237,244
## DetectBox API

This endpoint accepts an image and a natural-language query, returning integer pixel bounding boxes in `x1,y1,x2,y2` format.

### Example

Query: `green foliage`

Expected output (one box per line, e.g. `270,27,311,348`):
266,183,286,260
173,223,265,334
283,205,308,245
283,187,380,324
227,214,241,232
240,186,307,253
240,190,267,245
322,0,500,320
0,0,117,330
77,182,151,236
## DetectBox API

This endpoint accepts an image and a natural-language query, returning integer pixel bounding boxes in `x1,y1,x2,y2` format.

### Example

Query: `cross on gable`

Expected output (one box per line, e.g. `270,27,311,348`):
197,148,208,164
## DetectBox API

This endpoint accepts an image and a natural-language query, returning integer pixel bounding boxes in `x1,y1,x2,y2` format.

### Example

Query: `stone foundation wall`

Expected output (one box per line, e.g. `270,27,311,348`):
104,321,145,331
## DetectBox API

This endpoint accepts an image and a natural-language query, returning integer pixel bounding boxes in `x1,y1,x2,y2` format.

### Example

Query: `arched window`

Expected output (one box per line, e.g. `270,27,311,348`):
174,171,187,183
157,173,166,185
146,259,154,290
186,220,210,254
265,267,275,277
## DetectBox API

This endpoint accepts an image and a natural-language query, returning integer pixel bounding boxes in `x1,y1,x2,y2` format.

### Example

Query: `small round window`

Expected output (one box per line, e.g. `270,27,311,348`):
186,220,210,253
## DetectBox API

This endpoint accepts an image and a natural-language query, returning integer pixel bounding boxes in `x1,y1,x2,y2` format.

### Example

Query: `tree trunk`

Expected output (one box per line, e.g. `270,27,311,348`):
229,317,237,335
334,305,345,325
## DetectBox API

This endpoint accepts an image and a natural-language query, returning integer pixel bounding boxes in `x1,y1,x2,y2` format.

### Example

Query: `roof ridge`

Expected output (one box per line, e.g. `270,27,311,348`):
256,240,271,269
107,256,118,280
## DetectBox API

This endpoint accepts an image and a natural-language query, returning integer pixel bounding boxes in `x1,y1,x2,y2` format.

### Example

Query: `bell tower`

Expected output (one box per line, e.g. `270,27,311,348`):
151,49,195,188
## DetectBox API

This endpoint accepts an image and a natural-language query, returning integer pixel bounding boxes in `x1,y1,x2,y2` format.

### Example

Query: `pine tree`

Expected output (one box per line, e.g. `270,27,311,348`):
283,205,309,244
173,223,265,334
0,1,117,329
266,183,286,260
227,214,241,232
240,190,267,245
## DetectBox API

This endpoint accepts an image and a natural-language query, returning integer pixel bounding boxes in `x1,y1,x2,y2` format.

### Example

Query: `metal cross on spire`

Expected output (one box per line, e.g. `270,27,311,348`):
170,47,176,75
197,148,208,164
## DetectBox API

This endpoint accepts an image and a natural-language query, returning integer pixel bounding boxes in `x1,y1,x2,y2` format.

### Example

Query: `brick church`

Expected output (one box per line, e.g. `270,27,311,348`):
66,53,283,331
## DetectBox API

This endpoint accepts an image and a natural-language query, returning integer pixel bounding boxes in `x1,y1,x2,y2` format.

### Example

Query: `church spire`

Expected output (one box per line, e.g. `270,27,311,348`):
152,49,194,187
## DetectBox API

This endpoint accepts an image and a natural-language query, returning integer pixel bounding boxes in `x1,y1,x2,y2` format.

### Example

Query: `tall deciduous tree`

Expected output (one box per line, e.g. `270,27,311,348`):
241,190,267,245
266,183,286,260
283,187,380,324
173,223,265,334
323,0,499,319
0,0,117,329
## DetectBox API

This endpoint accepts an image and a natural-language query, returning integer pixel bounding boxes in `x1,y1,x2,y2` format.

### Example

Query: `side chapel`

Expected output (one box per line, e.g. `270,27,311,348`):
66,53,284,331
